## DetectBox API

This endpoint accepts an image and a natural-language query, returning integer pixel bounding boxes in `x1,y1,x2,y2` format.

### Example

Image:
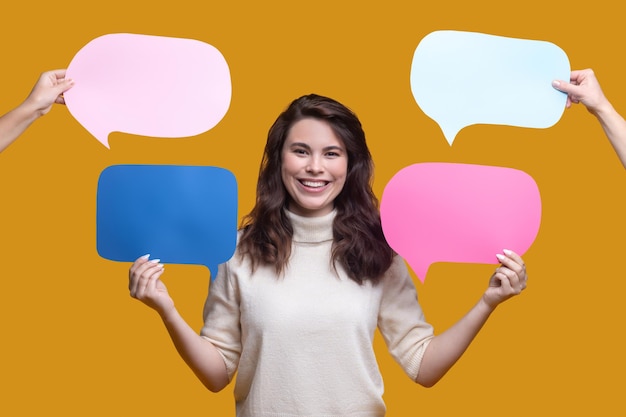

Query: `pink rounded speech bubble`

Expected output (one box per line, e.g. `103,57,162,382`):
64,33,231,148
380,163,541,282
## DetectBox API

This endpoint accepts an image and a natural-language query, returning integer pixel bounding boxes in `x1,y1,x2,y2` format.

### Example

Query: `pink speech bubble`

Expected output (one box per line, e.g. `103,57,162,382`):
64,33,231,148
380,163,541,282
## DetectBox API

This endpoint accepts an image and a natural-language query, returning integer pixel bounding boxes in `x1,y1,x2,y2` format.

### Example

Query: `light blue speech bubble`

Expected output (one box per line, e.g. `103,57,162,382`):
96,165,238,280
410,30,570,145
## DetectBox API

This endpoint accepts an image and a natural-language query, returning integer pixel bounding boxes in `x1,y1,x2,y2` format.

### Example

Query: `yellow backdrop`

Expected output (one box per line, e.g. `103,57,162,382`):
2,0,623,415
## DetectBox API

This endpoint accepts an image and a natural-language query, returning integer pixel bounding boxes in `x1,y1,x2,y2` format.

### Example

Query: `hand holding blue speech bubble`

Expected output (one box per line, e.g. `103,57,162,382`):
410,30,570,145
96,165,238,280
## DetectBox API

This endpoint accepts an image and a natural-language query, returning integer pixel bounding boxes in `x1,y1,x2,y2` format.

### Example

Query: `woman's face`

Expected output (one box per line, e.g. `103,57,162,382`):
281,118,348,217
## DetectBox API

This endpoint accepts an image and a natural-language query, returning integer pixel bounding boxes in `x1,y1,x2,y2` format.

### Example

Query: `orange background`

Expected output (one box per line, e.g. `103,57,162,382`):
2,1,624,415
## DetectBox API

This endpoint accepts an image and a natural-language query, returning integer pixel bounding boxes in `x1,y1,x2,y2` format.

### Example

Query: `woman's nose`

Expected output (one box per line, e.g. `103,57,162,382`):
306,156,323,173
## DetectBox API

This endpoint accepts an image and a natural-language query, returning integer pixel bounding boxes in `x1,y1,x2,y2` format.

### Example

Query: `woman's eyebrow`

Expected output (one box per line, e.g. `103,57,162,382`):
323,145,345,152
288,142,311,149
288,142,344,152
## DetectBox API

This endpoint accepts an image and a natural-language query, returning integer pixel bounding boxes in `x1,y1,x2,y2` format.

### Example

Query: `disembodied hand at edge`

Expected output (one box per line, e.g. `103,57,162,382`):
552,68,609,113
128,254,173,315
483,249,527,310
0,69,74,153
24,69,74,117
552,68,626,169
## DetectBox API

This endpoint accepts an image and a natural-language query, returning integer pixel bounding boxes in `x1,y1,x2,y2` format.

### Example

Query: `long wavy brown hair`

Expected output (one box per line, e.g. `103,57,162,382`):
238,94,394,284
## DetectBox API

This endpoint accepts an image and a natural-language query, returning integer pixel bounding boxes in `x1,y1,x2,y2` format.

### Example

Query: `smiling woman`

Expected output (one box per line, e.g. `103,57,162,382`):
127,93,528,417
280,118,348,217
238,94,393,282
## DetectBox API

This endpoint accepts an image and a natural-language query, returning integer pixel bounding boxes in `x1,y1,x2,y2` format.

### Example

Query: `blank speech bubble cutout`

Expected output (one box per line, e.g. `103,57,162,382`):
410,30,570,145
96,165,238,280
381,162,541,282
65,33,231,148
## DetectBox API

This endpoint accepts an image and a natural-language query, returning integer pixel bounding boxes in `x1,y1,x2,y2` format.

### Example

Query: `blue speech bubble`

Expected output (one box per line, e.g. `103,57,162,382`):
96,165,238,280
410,30,570,145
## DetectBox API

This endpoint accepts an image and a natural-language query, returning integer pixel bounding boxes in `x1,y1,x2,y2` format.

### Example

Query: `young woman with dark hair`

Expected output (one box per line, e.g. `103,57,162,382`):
238,94,394,284
128,94,528,416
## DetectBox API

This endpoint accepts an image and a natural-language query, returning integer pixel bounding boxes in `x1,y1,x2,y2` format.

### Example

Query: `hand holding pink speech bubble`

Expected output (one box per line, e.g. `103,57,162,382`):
381,163,541,282
64,33,231,148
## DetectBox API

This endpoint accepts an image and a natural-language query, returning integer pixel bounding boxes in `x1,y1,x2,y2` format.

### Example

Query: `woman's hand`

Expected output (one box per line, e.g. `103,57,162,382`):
552,69,609,113
482,249,528,310
128,254,173,316
23,69,74,116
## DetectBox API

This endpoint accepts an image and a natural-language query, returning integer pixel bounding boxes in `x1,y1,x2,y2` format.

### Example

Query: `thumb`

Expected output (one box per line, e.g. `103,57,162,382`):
56,78,75,94
53,78,75,105
552,79,577,94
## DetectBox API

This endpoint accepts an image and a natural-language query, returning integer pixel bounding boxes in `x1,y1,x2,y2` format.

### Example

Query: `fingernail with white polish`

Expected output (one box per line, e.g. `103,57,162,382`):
503,249,512,255
149,258,161,263
140,254,150,260
496,254,505,261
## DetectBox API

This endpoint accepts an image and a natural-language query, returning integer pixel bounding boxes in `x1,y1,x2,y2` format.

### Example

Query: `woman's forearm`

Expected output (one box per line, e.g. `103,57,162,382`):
160,307,230,392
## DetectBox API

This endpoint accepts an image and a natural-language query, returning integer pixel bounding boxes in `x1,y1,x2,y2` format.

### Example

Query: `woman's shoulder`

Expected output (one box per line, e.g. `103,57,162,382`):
386,254,410,273
380,254,414,284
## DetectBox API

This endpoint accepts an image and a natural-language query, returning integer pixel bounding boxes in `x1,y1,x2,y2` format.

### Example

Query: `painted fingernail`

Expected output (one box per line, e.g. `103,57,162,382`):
140,254,150,260
149,258,161,263
503,249,512,255
496,254,505,261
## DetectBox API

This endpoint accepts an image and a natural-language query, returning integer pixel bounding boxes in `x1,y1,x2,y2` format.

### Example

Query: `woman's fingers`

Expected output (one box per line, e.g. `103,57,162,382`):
129,254,163,298
495,249,527,293
134,266,165,300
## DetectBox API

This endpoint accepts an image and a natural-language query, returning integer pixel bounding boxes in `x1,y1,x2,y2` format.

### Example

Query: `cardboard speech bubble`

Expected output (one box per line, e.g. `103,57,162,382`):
96,164,238,280
65,33,231,148
410,30,570,145
381,162,541,282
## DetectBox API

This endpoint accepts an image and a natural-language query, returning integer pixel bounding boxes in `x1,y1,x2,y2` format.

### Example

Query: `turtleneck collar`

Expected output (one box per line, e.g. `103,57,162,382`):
286,209,336,244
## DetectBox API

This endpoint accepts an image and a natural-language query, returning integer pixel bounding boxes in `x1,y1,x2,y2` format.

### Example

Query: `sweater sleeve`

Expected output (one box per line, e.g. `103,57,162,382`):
377,256,434,380
200,260,242,381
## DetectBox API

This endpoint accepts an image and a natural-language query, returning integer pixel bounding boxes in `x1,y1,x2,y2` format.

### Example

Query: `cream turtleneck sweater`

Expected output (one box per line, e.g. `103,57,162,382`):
201,210,433,416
